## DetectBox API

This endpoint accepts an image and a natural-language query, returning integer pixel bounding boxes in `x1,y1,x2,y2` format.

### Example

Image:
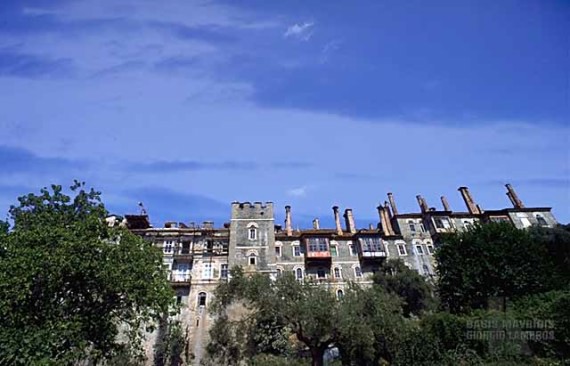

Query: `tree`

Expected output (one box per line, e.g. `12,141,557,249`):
372,259,435,317
336,284,405,365
208,267,338,366
436,222,552,313
0,182,174,365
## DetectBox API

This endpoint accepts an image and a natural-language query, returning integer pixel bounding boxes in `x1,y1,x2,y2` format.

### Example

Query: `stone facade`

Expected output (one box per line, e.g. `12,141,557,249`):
123,184,558,365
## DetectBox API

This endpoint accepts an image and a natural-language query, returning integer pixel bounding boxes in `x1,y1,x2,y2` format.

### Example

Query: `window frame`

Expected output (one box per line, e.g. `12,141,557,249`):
397,244,407,256
354,266,362,278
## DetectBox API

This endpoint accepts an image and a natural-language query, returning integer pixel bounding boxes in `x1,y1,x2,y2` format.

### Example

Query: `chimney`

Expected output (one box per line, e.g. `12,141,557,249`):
505,184,525,209
441,196,451,211
416,195,429,213
387,192,399,216
312,218,320,230
343,209,356,234
332,206,343,235
285,205,292,236
458,187,481,215
377,205,394,236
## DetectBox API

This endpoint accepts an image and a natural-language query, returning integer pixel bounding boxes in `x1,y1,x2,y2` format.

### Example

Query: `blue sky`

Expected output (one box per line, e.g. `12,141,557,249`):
0,0,568,227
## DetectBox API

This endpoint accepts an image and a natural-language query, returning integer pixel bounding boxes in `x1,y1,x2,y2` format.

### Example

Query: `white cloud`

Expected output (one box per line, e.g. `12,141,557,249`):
284,22,314,41
287,186,308,197
320,39,342,63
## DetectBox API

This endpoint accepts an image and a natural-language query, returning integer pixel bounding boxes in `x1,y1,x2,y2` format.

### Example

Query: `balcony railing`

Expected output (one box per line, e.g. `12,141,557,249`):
169,273,192,284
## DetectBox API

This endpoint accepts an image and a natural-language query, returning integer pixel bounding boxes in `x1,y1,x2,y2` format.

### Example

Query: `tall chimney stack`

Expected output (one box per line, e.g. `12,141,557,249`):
285,205,293,236
416,195,429,213
343,209,356,234
441,196,451,211
384,201,392,219
377,205,394,236
458,187,481,215
332,206,343,235
505,184,525,209
387,192,399,216
312,218,320,230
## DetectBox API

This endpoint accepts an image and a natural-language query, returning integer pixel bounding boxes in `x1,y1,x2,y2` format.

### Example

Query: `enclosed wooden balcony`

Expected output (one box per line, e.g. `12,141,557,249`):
357,237,387,261
303,237,332,264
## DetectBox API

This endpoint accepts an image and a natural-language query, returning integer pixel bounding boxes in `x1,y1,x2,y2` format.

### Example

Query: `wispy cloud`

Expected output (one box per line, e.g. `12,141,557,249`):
284,22,314,41
129,160,258,173
287,186,309,197
0,145,86,174
0,49,74,78
319,39,342,64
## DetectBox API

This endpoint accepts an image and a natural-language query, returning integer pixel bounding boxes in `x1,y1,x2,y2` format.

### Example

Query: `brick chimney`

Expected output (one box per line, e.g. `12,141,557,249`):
332,206,343,235
505,184,525,209
312,218,320,230
387,192,399,215
441,196,451,211
285,205,293,236
458,187,482,215
384,201,392,219
377,205,394,236
416,195,429,213
343,209,356,234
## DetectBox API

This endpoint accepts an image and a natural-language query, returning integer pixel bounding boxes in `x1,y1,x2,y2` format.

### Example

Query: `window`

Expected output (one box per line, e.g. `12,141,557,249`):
249,254,256,266
354,266,362,278
415,245,424,255
435,217,451,229
176,295,182,304
463,220,472,229
202,263,212,279
330,245,338,256
427,245,435,255
536,214,548,227
248,227,257,240
317,268,327,279
349,244,357,256
198,292,207,307
397,244,407,256
419,223,425,232
423,264,430,275
337,290,344,299
408,221,416,232
295,268,303,280
164,240,173,253
221,264,228,279
361,237,383,252
307,238,328,252
334,267,342,278
293,246,301,257
276,268,282,278
275,246,281,257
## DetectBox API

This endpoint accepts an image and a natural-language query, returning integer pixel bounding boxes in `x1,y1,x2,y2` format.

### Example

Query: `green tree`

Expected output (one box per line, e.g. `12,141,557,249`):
436,222,552,313
373,259,435,317
336,284,404,365
0,182,174,365
208,268,338,366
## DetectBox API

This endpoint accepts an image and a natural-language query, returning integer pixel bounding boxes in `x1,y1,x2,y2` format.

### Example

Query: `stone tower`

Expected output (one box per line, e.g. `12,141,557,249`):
228,202,276,275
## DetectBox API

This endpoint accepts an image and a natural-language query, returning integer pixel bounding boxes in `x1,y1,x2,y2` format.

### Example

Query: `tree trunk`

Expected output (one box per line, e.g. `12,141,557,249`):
310,346,325,366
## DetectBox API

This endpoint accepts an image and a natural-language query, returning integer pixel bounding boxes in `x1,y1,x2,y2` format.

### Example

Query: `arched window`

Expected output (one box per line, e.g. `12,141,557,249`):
249,254,256,266
295,268,303,280
354,266,362,278
337,290,344,299
248,227,257,240
276,268,283,278
198,292,207,307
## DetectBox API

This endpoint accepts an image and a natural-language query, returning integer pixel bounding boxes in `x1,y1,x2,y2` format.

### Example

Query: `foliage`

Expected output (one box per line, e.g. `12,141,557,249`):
154,318,189,366
373,259,436,317
513,290,570,360
0,182,174,365
528,224,570,290
336,284,404,365
436,222,552,313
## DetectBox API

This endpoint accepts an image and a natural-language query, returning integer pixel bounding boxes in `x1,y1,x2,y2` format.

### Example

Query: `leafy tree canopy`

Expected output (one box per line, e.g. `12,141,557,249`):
0,182,174,365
